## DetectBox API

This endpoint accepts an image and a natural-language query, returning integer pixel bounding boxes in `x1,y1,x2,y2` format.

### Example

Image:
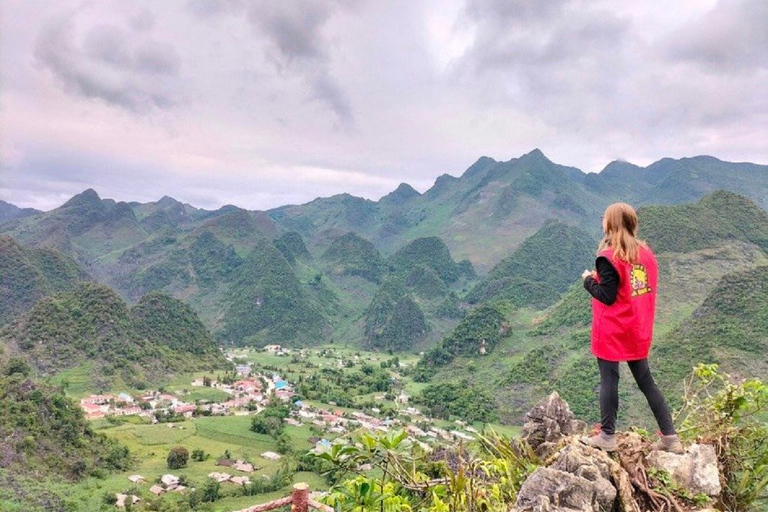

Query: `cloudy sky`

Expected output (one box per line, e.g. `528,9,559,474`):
2,0,766,211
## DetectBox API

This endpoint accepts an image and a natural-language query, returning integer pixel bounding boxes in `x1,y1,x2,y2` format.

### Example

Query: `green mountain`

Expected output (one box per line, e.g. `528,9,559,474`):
1,152,766,354
0,199,40,221
387,236,463,283
0,236,88,326
0,282,225,389
418,191,768,425
219,240,331,346
654,265,768,386
639,190,768,254
363,279,429,350
321,232,385,283
0,360,131,509
466,221,595,308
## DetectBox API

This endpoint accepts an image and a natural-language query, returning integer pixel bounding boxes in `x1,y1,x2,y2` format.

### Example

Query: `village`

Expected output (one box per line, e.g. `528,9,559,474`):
80,345,484,508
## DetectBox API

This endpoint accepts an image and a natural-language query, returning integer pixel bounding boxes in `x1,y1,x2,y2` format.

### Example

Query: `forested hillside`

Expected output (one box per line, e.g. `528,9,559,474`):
0,283,226,390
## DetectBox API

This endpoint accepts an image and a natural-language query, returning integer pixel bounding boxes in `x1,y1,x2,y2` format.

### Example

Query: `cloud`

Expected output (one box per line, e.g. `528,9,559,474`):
662,0,768,73
243,0,356,126
33,14,183,112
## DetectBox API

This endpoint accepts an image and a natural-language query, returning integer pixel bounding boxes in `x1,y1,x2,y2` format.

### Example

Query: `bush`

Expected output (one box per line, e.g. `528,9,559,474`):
166,446,189,469
676,364,768,511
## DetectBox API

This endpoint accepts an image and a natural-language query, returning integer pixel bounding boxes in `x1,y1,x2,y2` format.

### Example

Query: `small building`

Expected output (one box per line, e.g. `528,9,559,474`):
149,485,165,496
208,472,231,483
128,475,146,484
115,493,140,508
233,461,255,473
161,474,179,487
260,451,282,461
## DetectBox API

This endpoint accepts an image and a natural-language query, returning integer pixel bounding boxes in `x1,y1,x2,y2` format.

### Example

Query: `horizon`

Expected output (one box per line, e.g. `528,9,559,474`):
2,150,760,214
2,1,767,212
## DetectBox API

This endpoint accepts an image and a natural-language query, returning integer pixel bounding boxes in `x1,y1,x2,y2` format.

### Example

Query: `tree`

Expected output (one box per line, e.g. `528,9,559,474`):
166,446,189,469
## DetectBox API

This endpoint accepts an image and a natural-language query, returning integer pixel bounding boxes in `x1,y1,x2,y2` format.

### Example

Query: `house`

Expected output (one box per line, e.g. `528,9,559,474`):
234,379,262,393
119,406,142,416
115,493,140,508
233,461,255,473
208,472,231,483
158,394,178,406
231,476,251,485
128,475,146,484
173,404,196,417
275,389,294,401
117,392,134,404
264,344,282,353
284,418,301,427
235,364,252,376
149,485,165,496
81,394,114,405
260,451,282,460
161,474,179,487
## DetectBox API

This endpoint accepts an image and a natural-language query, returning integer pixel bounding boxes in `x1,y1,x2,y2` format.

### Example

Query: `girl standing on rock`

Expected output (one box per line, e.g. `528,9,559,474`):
581,202,683,453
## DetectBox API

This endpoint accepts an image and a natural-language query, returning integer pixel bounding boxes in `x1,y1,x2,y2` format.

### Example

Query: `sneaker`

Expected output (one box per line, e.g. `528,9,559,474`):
652,434,684,454
581,432,617,452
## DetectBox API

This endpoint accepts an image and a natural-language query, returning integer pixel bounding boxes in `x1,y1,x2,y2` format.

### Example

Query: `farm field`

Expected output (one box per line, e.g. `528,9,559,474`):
52,345,521,511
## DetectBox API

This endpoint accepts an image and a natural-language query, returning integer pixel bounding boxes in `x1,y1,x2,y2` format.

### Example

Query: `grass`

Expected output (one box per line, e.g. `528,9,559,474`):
59,414,318,511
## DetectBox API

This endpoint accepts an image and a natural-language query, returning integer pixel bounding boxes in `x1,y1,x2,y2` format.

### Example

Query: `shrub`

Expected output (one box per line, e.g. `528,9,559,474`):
166,446,189,469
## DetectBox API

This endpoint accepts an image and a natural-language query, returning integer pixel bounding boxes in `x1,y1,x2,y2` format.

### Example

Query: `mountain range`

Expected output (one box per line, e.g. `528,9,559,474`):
1,150,767,419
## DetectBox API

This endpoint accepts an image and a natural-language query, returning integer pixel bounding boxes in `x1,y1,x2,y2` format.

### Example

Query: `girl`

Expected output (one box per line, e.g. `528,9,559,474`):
581,202,683,453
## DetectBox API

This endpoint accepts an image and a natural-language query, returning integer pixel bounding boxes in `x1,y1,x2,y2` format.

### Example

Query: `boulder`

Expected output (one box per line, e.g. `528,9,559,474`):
646,444,721,497
520,392,587,459
515,442,617,512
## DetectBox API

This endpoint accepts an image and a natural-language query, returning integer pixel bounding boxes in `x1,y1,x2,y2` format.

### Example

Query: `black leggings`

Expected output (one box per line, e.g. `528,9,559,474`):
597,358,675,436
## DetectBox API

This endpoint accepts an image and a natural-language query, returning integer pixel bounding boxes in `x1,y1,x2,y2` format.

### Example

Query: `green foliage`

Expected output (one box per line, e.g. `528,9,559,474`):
364,279,428,351
221,240,329,346
675,364,768,511
189,230,242,284
417,380,499,423
273,231,312,264
250,401,290,437
553,356,601,422
532,282,592,335
405,265,449,298
640,191,768,254
315,428,538,512
466,221,594,309
0,236,86,325
0,360,131,482
166,446,189,469
505,347,557,385
322,232,385,283
654,265,768,387
1,282,225,388
387,236,460,283
417,303,507,375
131,292,219,356
298,367,393,407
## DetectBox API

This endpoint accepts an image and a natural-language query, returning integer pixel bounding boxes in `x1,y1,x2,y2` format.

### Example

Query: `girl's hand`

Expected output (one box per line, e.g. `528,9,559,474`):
581,269,592,280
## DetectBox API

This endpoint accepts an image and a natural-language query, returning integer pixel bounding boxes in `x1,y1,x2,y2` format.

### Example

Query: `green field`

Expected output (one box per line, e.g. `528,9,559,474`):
43,345,524,511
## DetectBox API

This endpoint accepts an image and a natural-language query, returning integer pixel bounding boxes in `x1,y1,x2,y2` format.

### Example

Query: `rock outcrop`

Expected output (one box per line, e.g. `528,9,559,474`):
512,393,723,512
646,444,721,497
520,392,587,459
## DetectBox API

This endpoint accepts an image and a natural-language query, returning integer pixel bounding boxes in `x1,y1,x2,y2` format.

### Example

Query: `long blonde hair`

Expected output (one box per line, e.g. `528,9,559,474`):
598,202,646,262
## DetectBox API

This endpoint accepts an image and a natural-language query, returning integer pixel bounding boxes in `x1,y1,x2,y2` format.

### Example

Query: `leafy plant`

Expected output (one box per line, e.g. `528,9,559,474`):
675,364,768,511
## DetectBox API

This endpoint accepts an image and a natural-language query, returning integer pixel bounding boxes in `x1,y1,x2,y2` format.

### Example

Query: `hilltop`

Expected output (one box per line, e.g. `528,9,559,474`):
0,282,227,390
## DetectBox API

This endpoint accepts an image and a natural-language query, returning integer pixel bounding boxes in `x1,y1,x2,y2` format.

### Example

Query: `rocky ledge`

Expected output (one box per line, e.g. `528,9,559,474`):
510,392,722,512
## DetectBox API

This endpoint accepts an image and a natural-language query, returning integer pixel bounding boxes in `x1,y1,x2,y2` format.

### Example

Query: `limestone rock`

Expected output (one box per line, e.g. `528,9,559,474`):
646,443,721,497
520,392,587,459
